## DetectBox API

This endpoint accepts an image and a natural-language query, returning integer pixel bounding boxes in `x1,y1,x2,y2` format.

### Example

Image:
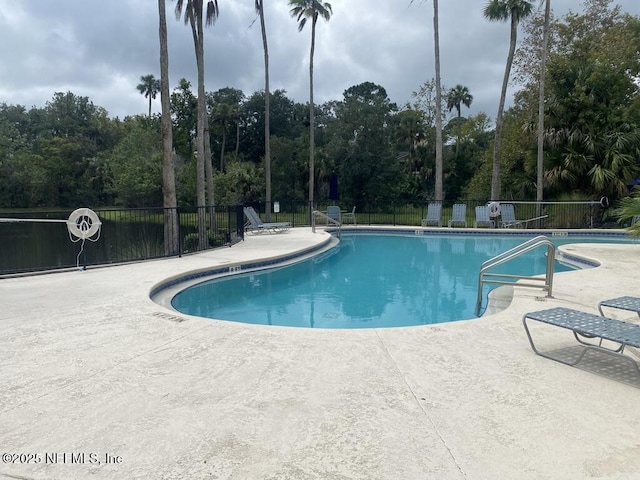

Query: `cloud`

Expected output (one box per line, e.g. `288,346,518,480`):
0,0,639,120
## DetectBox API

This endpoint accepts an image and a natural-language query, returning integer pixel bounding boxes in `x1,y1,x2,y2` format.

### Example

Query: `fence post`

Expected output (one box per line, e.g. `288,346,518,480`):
177,207,183,257
236,205,245,241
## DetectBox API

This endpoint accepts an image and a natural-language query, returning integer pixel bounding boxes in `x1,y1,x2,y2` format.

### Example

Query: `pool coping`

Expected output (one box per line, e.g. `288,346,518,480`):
151,226,631,321
149,233,337,310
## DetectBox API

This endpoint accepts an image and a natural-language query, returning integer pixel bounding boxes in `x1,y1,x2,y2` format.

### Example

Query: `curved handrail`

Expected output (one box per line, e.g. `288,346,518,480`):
312,210,341,236
476,235,555,315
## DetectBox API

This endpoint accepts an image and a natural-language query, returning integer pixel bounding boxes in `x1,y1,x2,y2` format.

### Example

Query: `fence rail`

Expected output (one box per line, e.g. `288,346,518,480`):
0,199,621,275
0,205,244,275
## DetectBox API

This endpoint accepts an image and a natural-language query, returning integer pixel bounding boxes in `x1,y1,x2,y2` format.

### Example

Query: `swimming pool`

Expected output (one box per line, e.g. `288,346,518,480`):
170,232,635,329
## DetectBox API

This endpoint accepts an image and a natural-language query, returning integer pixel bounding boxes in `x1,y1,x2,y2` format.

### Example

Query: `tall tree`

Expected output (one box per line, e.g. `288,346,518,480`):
255,0,272,220
331,82,398,207
136,74,161,117
158,0,178,254
289,0,332,212
484,0,534,200
433,0,444,202
536,0,551,222
211,101,235,171
446,84,473,157
174,0,219,249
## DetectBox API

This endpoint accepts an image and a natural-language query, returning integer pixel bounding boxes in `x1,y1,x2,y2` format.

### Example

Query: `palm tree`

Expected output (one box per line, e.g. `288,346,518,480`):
136,74,160,117
256,0,272,220
174,0,219,248
158,0,178,255
433,0,443,203
616,192,640,237
289,0,332,213
446,84,473,157
536,0,551,223
211,102,234,171
409,0,442,201
484,0,534,200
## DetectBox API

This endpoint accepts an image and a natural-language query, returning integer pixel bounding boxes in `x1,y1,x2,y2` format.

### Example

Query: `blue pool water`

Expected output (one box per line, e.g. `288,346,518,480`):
171,233,634,329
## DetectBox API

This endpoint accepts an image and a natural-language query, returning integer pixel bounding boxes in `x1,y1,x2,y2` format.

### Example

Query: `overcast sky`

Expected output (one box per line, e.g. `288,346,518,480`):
1,0,639,122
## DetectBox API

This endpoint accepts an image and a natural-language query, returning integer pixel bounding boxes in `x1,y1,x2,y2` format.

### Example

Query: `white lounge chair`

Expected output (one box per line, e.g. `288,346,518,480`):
448,203,467,227
421,203,442,227
342,206,357,225
499,204,523,228
326,206,341,226
243,206,291,234
474,206,494,228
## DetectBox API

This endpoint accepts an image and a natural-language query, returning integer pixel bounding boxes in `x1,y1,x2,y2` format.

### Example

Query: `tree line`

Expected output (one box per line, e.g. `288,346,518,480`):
1,0,639,220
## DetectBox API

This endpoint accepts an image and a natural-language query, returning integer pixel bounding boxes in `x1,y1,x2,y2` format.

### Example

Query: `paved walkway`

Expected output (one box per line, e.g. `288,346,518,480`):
1,228,640,480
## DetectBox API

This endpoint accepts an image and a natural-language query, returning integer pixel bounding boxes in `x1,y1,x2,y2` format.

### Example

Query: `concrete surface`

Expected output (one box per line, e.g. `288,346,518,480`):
1,227,640,480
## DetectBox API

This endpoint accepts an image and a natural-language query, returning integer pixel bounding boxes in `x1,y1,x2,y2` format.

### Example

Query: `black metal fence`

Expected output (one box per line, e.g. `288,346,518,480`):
0,199,620,275
0,205,245,275
311,199,614,229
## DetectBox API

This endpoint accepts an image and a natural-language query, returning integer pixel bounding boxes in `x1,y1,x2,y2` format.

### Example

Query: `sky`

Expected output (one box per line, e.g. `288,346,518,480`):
1,0,639,122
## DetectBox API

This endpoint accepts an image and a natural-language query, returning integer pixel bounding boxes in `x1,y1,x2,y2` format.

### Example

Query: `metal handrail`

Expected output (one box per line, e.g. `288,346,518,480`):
312,210,341,236
475,235,555,315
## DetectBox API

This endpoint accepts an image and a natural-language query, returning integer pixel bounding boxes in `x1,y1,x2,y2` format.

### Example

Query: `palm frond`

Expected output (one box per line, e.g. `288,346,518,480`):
205,0,219,26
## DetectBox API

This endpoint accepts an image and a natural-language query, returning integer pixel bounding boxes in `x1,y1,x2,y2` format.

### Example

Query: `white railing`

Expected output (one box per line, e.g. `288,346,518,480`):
475,235,556,315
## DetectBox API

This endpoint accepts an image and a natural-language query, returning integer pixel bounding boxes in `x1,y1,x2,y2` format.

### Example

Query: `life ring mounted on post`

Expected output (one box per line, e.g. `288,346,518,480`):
67,208,102,241
488,201,501,218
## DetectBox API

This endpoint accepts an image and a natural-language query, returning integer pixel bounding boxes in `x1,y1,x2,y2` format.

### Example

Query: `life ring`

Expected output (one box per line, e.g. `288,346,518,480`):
488,201,501,218
600,196,609,208
67,208,101,240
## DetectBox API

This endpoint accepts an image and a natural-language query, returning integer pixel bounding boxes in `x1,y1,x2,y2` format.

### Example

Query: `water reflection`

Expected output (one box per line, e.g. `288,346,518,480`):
171,234,578,328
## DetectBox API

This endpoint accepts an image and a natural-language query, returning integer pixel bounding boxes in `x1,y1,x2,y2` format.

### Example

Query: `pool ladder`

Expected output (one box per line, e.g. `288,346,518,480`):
475,235,556,316
311,210,341,237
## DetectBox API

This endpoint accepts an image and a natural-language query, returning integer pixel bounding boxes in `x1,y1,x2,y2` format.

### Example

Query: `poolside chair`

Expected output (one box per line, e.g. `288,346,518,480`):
243,206,291,234
522,306,640,383
597,296,640,318
448,203,467,228
473,206,494,228
342,206,357,225
326,206,342,226
499,204,523,228
421,203,442,227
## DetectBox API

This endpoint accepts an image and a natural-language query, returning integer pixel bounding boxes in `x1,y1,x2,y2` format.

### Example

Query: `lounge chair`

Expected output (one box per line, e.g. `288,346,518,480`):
342,206,357,225
421,203,442,227
326,205,341,226
598,296,640,317
243,206,291,234
499,203,523,228
522,306,640,382
473,206,494,228
448,203,467,227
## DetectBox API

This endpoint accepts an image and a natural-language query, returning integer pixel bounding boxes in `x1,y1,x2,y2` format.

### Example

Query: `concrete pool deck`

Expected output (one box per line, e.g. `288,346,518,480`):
1,227,640,480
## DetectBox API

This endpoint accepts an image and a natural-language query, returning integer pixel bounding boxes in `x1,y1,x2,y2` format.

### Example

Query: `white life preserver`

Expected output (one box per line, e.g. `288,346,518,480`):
488,201,501,218
67,208,102,240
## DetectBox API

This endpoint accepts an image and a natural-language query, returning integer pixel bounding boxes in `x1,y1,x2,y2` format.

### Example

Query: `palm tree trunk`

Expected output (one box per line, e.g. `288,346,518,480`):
308,15,317,214
258,0,272,221
433,0,444,202
456,106,461,158
235,121,240,158
220,129,226,171
491,14,519,201
192,11,207,249
204,118,215,230
158,0,178,255
148,96,152,117
536,0,551,223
